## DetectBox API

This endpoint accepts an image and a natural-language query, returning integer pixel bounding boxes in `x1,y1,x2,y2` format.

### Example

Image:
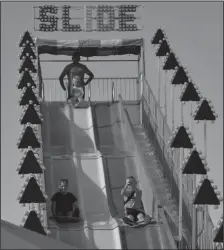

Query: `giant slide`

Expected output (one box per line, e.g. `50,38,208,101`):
41,99,177,249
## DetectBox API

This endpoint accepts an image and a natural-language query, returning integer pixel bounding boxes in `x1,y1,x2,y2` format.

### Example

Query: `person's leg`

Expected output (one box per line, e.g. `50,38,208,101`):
67,82,73,100
72,208,80,218
136,212,145,222
82,87,85,100
56,212,66,217
125,208,135,222
75,88,84,107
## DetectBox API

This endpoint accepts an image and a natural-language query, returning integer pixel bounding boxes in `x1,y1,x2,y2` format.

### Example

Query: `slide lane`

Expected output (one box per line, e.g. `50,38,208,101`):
41,102,122,249
93,102,177,249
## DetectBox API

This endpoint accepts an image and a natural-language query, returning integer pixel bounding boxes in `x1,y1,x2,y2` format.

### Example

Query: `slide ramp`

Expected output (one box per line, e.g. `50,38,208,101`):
93,101,177,249
41,101,122,249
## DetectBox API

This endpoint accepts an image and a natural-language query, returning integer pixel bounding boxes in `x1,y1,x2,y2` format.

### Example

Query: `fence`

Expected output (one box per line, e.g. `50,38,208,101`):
141,76,193,231
140,74,215,249
42,77,139,102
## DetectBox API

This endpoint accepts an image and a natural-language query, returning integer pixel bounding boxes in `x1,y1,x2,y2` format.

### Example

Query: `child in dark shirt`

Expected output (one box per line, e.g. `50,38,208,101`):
51,179,79,218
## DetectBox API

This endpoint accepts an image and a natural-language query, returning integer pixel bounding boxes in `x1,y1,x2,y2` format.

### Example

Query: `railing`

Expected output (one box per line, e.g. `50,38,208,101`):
140,74,215,249
164,209,190,249
42,77,139,102
141,75,193,231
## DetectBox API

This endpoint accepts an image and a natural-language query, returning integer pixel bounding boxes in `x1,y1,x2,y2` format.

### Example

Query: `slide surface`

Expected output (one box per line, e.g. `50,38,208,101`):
41,101,122,249
92,102,177,249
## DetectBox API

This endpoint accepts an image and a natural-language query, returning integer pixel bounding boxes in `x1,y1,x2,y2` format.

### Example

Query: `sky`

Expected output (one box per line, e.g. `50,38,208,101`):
1,1,223,228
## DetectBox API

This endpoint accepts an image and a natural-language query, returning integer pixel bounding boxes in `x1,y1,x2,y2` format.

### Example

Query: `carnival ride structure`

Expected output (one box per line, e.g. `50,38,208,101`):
16,33,219,249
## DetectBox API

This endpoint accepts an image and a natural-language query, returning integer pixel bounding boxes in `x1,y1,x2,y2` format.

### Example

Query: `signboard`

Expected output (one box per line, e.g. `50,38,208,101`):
34,4,142,32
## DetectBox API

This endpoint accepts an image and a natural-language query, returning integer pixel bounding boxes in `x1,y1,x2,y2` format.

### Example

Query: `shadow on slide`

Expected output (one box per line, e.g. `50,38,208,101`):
41,102,96,156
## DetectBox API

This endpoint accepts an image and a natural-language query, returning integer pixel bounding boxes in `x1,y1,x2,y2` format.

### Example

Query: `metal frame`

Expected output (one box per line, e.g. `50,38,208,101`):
37,38,144,103
39,59,139,63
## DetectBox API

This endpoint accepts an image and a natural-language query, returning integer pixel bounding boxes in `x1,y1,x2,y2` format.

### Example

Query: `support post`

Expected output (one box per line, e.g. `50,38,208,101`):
204,121,208,250
179,147,184,247
112,81,115,103
191,101,197,250
140,74,143,125
158,57,161,107
171,85,175,132
164,70,167,121
88,84,91,102
178,102,184,246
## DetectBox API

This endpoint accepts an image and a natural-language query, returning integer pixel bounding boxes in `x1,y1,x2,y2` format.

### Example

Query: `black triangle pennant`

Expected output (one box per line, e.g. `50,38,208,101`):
163,53,179,70
151,29,165,45
19,58,37,74
156,40,170,57
18,71,36,89
20,46,37,60
19,31,35,48
182,150,207,174
193,179,220,205
18,150,43,174
23,210,46,235
20,87,39,106
180,82,201,102
20,177,46,203
171,67,188,85
170,126,193,148
20,105,42,125
213,221,223,243
18,126,40,149
194,100,216,121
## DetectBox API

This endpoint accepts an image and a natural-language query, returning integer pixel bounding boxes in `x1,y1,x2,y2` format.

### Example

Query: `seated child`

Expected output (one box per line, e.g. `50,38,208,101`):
68,75,84,107
51,179,80,218
121,176,146,223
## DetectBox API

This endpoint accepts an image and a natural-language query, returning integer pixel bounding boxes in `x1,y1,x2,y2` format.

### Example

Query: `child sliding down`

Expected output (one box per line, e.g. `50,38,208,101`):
121,176,146,224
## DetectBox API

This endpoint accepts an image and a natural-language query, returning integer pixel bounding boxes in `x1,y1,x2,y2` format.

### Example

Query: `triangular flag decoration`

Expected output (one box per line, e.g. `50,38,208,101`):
17,126,40,149
19,57,37,74
19,177,46,203
155,39,170,57
151,28,165,45
171,67,188,85
20,105,42,125
19,87,39,106
19,30,35,48
193,179,220,205
193,99,217,121
180,82,201,102
18,71,36,89
163,52,179,70
23,210,46,235
20,46,37,60
18,150,43,174
168,125,194,148
213,220,223,243
182,149,207,174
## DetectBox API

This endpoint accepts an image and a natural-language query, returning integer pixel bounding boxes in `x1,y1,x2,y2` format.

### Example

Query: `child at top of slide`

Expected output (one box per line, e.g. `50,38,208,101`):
121,176,146,223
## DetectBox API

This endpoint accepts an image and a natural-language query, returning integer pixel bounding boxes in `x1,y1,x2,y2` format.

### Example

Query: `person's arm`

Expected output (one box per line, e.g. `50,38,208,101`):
59,65,69,91
83,66,94,86
121,183,129,196
69,193,78,212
